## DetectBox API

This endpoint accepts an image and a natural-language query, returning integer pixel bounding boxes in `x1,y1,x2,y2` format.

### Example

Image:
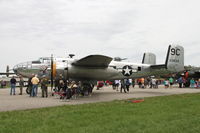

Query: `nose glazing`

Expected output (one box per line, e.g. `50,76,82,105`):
13,62,31,74
13,65,18,73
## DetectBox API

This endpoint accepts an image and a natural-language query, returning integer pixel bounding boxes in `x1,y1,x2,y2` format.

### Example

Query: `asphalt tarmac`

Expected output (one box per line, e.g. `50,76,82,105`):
0,85,200,112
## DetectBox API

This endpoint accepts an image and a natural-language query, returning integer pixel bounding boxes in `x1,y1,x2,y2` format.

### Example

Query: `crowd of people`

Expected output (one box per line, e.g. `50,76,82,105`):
9,75,49,97
111,77,200,91
6,74,200,100
112,77,160,92
54,75,85,101
176,77,200,88
8,74,94,102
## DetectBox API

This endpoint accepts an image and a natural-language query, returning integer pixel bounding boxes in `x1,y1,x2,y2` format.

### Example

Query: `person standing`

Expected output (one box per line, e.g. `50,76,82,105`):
164,80,169,89
40,75,49,98
177,77,183,88
28,75,34,96
169,77,174,89
190,78,195,88
120,79,126,93
149,78,153,88
152,78,156,88
125,79,130,92
54,76,59,92
10,76,17,95
19,76,24,95
141,78,145,88
31,75,40,97
70,81,78,99
115,80,120,91
198,79,200,88
144,78,148,89
138,78,142,88
58,74,64,92
132,78,135,88
1,80,4,88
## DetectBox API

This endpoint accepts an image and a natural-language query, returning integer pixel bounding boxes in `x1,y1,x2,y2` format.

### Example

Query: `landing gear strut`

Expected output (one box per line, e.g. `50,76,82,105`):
26,85,32,94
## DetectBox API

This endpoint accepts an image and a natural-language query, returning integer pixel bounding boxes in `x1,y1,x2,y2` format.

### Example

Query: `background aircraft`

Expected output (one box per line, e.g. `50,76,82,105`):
11,45,184,90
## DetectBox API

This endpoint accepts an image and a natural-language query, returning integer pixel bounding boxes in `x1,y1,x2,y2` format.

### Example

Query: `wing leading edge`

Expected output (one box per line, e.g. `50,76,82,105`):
72,55,113,68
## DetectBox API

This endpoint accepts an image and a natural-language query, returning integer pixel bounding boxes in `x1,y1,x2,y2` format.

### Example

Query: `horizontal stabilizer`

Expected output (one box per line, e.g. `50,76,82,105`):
150,64,166,69
72,55,113,68
0,72,15,76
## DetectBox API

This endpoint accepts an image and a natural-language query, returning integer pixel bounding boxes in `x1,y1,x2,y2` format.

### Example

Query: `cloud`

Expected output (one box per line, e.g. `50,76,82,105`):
0,0,200,72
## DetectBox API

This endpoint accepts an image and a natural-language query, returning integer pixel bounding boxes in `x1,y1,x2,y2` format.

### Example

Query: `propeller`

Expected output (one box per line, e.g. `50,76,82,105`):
50,54,57,91
51,54,54,91
6,65,9,77
0,65,15,77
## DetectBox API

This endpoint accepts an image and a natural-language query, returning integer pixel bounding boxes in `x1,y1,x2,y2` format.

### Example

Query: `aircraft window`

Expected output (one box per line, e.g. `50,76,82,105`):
32,61,41,64
38,57,51,64
113,66,117,69
22,65,27,69
43,60,50,64
27,64,32,68
39,58,43,63
109,66,117,69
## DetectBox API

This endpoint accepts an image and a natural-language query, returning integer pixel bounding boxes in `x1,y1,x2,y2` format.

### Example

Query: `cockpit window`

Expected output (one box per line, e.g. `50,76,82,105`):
32,61,41,64
39,57,51,64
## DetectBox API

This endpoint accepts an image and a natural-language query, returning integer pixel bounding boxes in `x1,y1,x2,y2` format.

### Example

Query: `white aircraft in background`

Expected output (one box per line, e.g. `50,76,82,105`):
9,45,184,90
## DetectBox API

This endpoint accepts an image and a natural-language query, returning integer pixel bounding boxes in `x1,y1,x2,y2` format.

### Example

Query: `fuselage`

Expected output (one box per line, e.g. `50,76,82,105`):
12,45,185,81
13,57,171,81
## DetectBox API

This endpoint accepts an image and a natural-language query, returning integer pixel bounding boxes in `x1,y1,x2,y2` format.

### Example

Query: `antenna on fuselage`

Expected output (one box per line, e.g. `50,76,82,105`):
69,54,75,58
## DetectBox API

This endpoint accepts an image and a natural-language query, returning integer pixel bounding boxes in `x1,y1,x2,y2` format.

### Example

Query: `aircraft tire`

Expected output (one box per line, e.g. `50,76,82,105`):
82,83,93,96
26,86,31,94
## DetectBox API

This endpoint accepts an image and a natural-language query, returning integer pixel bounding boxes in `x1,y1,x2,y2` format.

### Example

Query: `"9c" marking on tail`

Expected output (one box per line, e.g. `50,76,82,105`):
171,48,180,56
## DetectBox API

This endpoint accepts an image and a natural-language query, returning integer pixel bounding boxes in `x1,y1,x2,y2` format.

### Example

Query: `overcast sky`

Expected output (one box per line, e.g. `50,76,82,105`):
0,0,200,72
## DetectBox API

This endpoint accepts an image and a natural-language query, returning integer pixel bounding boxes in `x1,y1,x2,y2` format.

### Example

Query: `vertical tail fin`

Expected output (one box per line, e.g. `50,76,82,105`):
165,45,184,72
142,53,156,65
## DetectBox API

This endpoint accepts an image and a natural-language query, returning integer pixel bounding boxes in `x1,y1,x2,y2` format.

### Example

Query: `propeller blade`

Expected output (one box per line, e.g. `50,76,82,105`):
6,65,9,77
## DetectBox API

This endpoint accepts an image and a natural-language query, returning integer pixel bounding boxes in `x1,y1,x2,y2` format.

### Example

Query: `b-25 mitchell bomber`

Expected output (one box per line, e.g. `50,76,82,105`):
12,45,184,89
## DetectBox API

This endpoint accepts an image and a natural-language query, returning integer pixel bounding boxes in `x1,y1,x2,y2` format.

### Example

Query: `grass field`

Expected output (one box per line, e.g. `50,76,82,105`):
1,93,200,133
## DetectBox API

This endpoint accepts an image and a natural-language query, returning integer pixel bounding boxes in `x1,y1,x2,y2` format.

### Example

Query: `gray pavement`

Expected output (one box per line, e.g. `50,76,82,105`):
0,85,200,112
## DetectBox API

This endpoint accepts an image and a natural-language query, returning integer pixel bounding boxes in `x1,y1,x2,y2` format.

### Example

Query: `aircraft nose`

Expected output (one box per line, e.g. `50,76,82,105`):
13,63,25,73
13,62,32,75
13,66,18,73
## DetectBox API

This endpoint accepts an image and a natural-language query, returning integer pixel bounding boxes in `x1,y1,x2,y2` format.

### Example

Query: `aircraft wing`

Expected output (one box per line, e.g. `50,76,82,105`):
72,55,113,68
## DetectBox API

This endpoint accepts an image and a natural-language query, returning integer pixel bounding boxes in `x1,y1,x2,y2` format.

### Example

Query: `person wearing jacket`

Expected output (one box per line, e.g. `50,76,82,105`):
10,76,17,95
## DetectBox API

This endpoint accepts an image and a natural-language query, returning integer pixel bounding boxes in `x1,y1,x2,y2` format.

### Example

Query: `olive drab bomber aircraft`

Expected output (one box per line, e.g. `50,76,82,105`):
11,45,184,89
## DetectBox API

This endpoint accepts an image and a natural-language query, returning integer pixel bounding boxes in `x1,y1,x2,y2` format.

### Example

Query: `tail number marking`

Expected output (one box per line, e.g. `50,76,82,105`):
171,48,180,56
169,59,179,63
